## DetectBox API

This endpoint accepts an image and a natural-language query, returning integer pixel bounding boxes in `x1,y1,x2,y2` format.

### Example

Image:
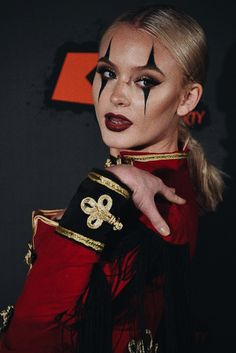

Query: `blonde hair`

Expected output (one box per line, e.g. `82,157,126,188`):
103,4,224,212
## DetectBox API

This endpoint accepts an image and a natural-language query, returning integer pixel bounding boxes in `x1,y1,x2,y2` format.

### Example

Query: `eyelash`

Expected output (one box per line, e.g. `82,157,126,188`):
96,65,161,88
96,65,116,79
136,76,160,89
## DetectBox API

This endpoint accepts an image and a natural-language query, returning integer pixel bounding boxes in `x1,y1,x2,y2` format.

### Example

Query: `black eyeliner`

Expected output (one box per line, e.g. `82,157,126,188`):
136,76,161,87
96,65,115,75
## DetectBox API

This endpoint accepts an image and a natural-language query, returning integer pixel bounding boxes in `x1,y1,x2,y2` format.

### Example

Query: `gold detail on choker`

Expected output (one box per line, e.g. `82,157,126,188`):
105,152,188,166
81,195,123,231
88,171,130,199
56,225,105,252
104,156,122,167
104,158,113,168
123,152,188,163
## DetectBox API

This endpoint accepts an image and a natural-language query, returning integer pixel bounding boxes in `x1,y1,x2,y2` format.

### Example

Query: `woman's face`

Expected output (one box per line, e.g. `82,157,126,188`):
92,24,187,155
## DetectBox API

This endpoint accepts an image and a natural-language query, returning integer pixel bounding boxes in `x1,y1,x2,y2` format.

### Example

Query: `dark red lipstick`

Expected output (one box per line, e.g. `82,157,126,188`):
105,113,133,132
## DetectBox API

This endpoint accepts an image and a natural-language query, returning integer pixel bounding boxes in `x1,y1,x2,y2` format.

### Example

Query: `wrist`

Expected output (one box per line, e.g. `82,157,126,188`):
107,165,138,192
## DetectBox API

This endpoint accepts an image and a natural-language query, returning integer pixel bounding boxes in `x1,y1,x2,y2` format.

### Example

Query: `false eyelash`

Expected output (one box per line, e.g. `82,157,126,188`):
136,76,161,86
96,65,161,87
96,65,116,78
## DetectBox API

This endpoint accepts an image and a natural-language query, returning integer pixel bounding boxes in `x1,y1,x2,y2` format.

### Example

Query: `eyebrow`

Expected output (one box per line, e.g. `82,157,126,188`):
97,57,165,77
136,63,165,77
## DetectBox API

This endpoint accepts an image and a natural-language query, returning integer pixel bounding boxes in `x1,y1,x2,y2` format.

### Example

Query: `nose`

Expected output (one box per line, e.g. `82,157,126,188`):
110,81,130,107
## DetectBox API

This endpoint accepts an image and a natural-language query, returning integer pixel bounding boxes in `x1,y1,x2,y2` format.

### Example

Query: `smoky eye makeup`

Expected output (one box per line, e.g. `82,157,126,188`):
96,62,162,88
96,64,116,79
135,75,161,88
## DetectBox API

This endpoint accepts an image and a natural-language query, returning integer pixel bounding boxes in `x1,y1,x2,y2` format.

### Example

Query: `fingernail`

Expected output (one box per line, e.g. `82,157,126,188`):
159,226,170,236
180,197,186,203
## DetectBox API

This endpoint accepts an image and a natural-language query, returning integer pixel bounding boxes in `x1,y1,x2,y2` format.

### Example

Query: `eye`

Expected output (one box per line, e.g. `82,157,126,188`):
96,65,116,80
136,76,160,89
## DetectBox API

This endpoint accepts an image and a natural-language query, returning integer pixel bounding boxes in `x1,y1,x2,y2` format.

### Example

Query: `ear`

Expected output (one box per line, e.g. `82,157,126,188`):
177,83,203,116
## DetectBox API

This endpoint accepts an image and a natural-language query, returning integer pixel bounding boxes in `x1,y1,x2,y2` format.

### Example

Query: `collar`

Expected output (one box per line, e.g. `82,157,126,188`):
105,150,188,173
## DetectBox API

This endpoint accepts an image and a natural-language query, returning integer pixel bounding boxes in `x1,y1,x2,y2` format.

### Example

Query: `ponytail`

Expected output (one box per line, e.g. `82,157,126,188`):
178,120,224,212
105,5,224,212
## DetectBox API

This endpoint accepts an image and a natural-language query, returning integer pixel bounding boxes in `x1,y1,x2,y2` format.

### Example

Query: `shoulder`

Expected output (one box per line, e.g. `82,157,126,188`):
31,208,65,248
32,208,65,233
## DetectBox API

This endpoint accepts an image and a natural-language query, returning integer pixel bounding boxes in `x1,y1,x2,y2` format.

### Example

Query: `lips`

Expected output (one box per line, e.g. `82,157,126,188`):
104,113,133,132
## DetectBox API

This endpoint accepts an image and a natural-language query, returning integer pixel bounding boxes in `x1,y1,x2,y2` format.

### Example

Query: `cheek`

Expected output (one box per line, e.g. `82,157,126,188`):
92,77,106,124
92,75,100,104
127,87,149,115
148,86,180,116
92,75,111,110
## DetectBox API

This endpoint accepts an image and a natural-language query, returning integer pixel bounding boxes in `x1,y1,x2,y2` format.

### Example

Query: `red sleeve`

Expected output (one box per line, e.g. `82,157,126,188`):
139,198,199,258
0,214,101,352
0,169,133,352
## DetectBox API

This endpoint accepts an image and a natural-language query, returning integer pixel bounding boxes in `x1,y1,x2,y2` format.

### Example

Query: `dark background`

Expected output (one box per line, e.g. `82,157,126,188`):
0,0,235,352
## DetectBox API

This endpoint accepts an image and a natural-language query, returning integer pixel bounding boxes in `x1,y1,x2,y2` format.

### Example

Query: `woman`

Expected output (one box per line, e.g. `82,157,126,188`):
0,4,224,353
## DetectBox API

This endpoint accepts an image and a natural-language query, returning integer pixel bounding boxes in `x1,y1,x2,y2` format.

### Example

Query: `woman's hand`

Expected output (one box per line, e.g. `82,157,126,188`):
108,164,186,236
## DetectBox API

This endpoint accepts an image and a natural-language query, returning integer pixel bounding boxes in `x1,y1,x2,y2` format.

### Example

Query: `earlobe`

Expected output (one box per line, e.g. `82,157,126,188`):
177,83,203,116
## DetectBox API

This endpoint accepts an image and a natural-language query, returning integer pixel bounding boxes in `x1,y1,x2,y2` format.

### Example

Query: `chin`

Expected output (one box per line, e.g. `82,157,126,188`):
101,133,136,151
104,140,133,151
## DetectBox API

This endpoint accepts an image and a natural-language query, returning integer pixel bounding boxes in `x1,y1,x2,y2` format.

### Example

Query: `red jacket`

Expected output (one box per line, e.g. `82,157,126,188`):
0,151,198,353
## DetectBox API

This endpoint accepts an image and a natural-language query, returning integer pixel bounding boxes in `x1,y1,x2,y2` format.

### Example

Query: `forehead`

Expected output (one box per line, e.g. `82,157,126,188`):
99,24,178,71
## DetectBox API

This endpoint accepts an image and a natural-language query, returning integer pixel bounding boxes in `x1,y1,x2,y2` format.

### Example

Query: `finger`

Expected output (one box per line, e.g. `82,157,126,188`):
159,185,186,205
140,199,171,236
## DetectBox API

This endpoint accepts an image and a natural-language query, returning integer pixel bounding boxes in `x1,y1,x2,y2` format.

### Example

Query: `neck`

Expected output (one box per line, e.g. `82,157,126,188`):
109,139,178,157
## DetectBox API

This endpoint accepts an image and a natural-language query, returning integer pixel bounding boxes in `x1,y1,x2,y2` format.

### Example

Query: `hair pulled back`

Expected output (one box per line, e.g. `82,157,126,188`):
102,4,224,212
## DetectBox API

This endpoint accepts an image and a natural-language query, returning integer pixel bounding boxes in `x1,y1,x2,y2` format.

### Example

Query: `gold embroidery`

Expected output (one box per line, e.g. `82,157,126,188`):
104,156,122,167
31,210,60,253
24,242,36,269
104,158,113,168
105,152,188,166
88,171,130,199
123,152,188,164
128,329,159,353
81,195,123,231
56,225,105,252
32,211,59,237
0,305,14,332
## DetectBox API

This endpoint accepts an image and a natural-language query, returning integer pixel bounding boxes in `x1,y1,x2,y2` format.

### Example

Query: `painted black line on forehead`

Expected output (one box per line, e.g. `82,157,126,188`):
146,45,156,68
98,38,112,101
142,45,156,114
104,38,112,59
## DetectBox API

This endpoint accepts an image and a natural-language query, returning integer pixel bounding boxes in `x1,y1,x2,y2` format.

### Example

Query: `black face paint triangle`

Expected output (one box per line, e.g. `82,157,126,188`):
104,39,112,59
147,46,156,67
98,39,112,100
143,88,150,115
142,46,156,114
